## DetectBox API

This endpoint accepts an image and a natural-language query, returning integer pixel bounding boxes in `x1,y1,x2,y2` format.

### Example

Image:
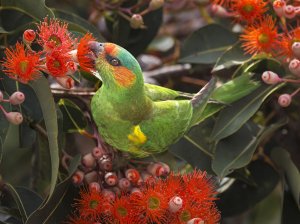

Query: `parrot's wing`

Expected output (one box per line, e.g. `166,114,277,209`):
144,83,193,101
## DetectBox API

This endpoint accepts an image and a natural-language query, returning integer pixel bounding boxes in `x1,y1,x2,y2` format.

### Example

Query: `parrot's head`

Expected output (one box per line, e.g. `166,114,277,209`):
89,42,144,89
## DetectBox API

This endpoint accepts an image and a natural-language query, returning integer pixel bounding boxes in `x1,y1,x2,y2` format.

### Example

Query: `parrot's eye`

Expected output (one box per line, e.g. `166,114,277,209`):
109,58,121,66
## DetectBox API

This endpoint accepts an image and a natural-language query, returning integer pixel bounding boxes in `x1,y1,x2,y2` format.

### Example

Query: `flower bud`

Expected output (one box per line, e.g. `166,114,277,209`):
210,4,233,18
102,189,115,202
125,169,141,184
72,170,84,185
278,94,292,107
0,91,3,101
261,71,281,84
187,218,204,224
141,172,156,185
66,61,78,75
104,172,118,186
273,0,286,17
168,196,183,213
112,186,121,196
55,76,75,89
23,29,36,43
131,187,142,196
130,14,144,29
92,146,105,159
149,0,164,11
147,162,170,177
118,178,131,190
292,42,300,59
82,153,96,168
9,91,25,105
89,182,101,192
284,5,296,19
6,112,23,125
84,170,98,183
99,158,113,171
289,59,300,76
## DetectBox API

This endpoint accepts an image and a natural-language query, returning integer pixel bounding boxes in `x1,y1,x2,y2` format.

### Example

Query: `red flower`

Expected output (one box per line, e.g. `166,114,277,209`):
2,42,41,83
240,16,280,55
45,50,70,77
37,17,73,51
277,27,300,60
75,188,103,220
77,33,96,73
110,196,140,224
131,184,169,223
230,0,267,23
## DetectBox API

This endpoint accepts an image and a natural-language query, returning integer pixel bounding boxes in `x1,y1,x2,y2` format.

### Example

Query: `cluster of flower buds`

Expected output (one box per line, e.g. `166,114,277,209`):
72,146,171,196
273,0,300,19
2,18,96,89
0,90,24,125
69,168,220,224
261,71,300,107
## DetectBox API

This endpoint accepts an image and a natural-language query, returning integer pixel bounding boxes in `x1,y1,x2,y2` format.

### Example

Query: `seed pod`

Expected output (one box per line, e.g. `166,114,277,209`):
23,29,36,43
289,59,300,76
149,0,164,11
6,112,23,125
118,178,131,191
9,91,25,105
130,14,144,29
104,172,118,186
82,153,96,168
147,162,169,177
292,42,300,59
84,171,98,183
92,147,105,159
99,158,113,171
72,170,85,185
89,182,101,192
278,94,292,107
187,218,204,224
55,76,75,89
168,196,183,213
273,0,286,17
125,169,141,184
284,5,296,19
261,71,281,84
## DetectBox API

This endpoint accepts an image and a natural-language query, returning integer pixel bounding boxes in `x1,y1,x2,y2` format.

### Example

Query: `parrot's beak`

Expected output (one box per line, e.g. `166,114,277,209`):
88,41,105,81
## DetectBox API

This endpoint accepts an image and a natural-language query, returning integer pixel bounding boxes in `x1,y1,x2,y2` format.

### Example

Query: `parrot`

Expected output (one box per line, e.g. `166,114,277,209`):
89,42,218,158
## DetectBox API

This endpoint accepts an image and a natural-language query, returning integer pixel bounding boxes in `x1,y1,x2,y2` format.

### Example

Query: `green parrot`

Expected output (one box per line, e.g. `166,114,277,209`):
89,42,218,158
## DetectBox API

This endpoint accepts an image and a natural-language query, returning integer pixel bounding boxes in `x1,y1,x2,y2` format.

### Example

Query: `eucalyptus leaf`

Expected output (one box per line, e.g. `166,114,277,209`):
58,98,87,133
180,24,238,64
212,41,251,73
26,177,78,224
0,0,54,20
210,83,284,141
29,76,59,205
216,160,280,217
271,147,300,209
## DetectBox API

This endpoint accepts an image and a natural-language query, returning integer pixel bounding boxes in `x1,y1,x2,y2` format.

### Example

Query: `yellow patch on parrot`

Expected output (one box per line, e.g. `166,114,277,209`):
128,125,147,145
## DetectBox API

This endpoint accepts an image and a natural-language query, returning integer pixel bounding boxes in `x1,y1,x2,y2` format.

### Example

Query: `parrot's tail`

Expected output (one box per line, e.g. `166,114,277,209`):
189,77,217,127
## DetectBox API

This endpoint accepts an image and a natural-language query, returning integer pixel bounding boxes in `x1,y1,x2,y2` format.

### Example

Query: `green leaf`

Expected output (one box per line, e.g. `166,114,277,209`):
58,98,87,133
212,119,287,177
180,24,238,64
212,121,262,177
26,177,78,224
216,160,280,217
210,82,284,141
2,184,28,223
250,183,284,224
0,0,54,20
212,41,251,73
51,8,105,41
29,76,59,205
271,147,300,209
